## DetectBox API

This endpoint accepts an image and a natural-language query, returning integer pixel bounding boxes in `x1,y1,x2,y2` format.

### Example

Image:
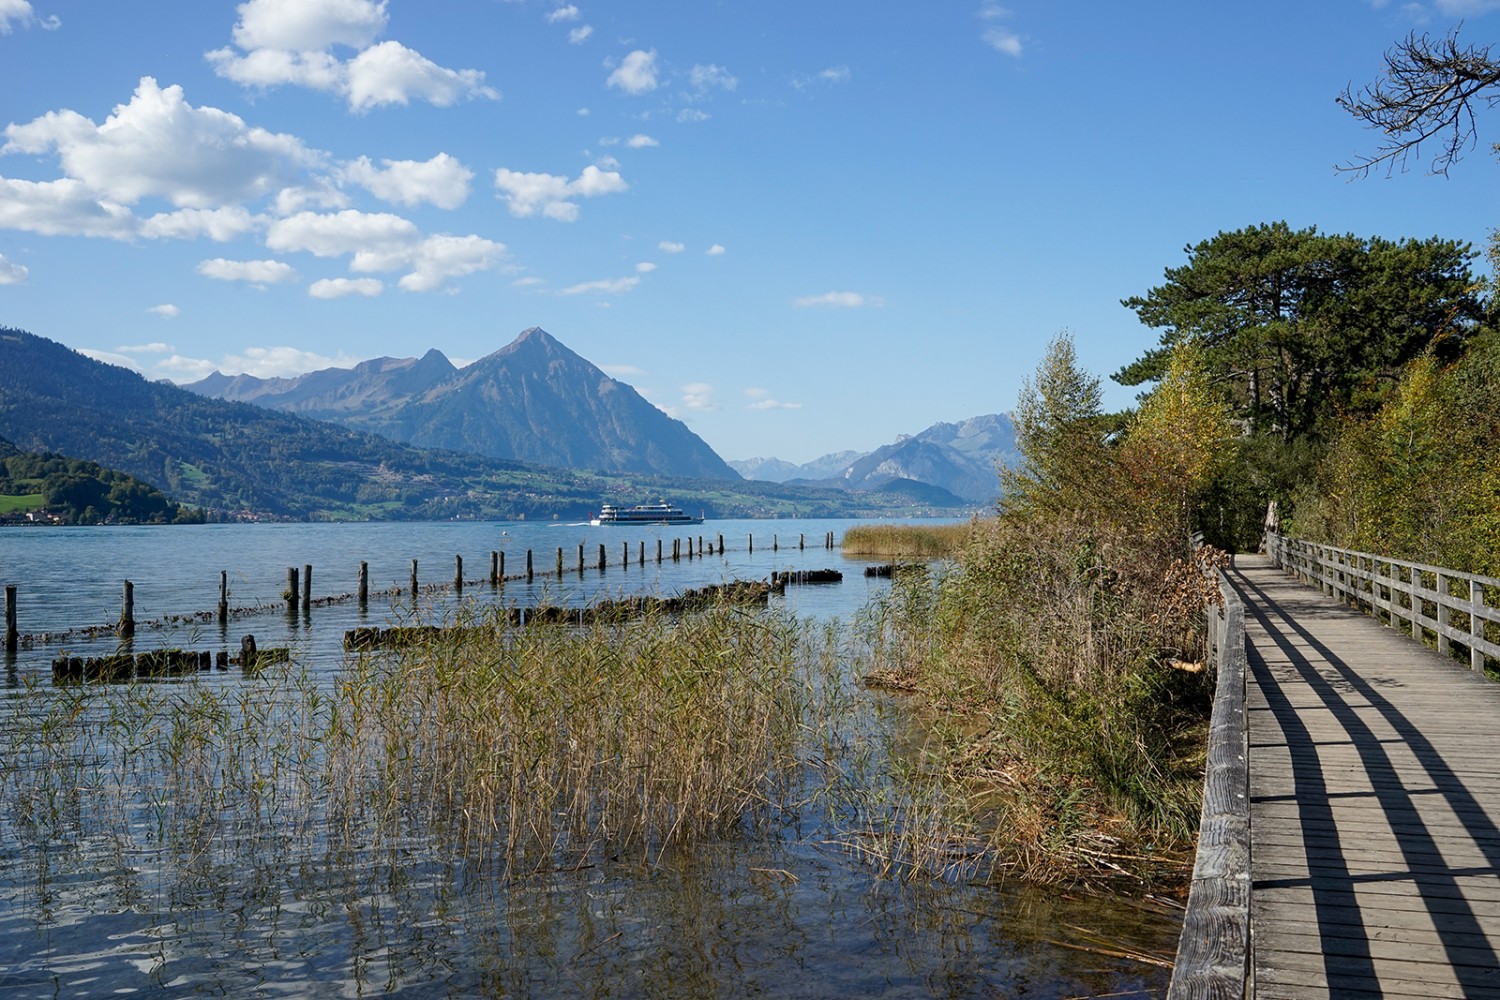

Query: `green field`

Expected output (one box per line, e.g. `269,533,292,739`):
0,493,44,514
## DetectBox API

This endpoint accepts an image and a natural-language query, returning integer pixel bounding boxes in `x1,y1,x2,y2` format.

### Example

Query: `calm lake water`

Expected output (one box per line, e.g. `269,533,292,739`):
0,519,1181,997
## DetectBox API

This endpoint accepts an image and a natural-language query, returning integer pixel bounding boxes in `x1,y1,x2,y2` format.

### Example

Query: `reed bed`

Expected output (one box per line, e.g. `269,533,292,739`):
840,520,977,559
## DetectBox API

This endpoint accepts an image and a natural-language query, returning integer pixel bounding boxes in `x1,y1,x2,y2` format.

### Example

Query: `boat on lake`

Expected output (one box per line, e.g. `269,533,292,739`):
590,501,704,526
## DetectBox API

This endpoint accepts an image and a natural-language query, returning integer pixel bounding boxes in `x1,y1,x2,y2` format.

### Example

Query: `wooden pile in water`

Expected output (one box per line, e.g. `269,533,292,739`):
51,636,288,684
345,579,774,651
772,569,844,588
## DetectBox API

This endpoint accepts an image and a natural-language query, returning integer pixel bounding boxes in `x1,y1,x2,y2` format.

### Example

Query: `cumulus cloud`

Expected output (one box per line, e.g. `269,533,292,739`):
793,291,883,308
607,49,659,94
340,152,473,208
546,5,581,22
747,389,801,411
398,233,506,292
689,64,738,92
0,0,59,33
0,177,136,239
266,208,419,260
626,133,659,148
0,252,28,284
197,257,300,284
635,261,656,273
3,77,319,211
309,276,382,298
677,108,711,123
680,382,716,411
978,3,1023,57
208,0,499,111
218,344,365,378
140,207,259,242
569,25,593,44
117,341,175,353
705,244,726,256
561,275,639,296
493,164,627,221
146,304,181,318
658,240,685,253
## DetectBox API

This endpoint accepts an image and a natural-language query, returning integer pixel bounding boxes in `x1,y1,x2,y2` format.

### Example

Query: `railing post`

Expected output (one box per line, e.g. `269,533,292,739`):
1437,570,1451,658
1472,579,1485,673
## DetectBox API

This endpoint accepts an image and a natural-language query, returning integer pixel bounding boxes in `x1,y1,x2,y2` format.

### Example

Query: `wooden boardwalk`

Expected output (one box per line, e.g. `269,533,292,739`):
1232,554,1500,998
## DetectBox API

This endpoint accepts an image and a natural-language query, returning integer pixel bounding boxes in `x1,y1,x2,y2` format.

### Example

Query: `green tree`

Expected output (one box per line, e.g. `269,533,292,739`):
1119,222,1481,440
1002,331,1107,515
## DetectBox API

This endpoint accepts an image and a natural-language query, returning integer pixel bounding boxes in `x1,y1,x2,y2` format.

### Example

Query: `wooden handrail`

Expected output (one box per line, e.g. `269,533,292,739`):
1167,567,1252,999
1265,533,1500,672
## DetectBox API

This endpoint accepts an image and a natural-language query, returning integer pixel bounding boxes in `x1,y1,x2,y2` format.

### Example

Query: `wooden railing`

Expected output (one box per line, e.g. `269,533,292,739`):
1167,565,1252,999
1265,533,1500,673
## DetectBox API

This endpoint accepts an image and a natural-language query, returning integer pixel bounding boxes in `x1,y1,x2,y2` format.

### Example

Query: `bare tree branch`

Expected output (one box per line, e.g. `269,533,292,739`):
1337,25,1500,177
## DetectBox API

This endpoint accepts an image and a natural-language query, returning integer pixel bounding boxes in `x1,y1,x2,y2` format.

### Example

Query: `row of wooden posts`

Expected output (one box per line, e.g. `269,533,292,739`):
3,531,838,651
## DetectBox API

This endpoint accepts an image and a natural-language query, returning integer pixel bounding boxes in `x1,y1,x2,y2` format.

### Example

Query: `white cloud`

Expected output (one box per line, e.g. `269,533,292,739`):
978,3,1023,57
705,244,726,256
820,65,851,84
140,207,259,242
689,64,738,92
309,276,382,298
748,397,801,411
601,363,645,377
569,25,593,44
346,41,499,111
607,49,659,94
218,344,364,378
0,252,28,284
147,304,181,318
680,382,716,411
340,153,473,209
494,164,626,221
197,257,300,284
398,233,506,292
0,0,59,33
626,133,659,148
265,208,419,259
3,78,319,210
635,261,656,273
208,0,498,111
793,290,881,308
546,5,581,22
561,275,639,296
0,177,136,239
658,240,685,253
677,108,711,123
77,349,144,372
229,0,388,51
1435,0,1500,12
117,341,174,353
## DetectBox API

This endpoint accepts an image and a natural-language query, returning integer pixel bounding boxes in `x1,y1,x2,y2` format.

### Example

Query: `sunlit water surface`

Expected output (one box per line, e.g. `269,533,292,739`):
0,520,1180,997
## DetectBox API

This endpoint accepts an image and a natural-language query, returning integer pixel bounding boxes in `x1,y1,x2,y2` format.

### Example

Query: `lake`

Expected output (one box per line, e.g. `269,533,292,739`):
0,519,1181,997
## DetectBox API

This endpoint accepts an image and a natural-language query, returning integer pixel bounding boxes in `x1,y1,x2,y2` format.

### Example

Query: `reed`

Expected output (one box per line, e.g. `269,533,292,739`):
840,521,976,559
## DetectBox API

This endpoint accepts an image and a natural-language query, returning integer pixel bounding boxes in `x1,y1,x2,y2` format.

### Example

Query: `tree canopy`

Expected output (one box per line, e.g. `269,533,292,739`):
1117,222,1483,440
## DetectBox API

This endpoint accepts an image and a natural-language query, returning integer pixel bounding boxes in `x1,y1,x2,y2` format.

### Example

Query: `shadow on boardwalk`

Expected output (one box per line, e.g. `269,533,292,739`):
1230,554,1500,999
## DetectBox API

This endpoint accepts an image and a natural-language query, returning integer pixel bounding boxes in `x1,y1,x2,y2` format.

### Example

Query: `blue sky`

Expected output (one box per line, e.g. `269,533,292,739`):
1,1,1497,465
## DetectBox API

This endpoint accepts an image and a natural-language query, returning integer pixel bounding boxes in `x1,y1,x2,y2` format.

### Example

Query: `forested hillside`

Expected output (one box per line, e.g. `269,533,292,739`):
0,438,201,524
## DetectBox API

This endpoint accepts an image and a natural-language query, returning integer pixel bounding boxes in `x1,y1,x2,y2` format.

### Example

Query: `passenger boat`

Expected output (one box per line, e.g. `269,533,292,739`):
590,501,704,526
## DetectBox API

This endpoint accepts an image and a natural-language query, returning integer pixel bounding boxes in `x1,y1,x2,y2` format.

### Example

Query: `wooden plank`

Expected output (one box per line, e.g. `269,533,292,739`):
1232,553,1500,998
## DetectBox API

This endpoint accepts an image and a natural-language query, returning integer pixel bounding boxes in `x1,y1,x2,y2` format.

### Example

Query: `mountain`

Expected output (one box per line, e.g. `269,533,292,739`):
187,328,737,480
0,327,965,520
730,450,867,483
739,414,1017,503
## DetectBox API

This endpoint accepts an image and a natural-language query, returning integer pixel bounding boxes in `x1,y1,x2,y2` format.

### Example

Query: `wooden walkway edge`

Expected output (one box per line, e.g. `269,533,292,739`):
1231,553,1500,999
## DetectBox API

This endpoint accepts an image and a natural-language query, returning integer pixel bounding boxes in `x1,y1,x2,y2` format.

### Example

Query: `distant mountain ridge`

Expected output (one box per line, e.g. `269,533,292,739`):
187,328,737,481
732,413,1016,503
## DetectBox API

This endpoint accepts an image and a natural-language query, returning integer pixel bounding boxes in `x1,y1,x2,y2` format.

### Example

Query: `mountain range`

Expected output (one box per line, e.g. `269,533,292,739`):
187,327,736,480
730,414,1016,503
0,327,969,520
